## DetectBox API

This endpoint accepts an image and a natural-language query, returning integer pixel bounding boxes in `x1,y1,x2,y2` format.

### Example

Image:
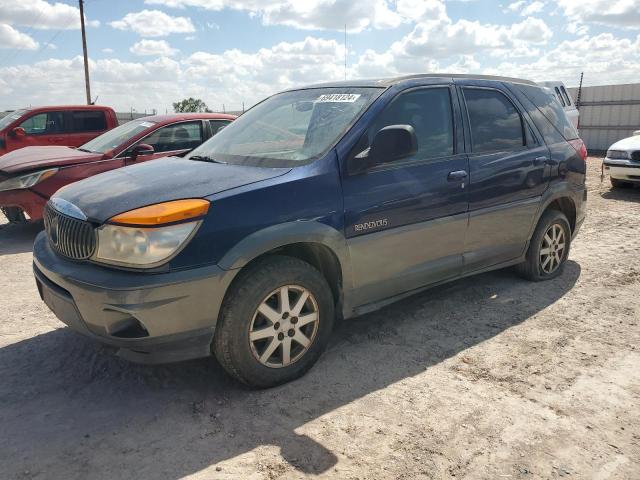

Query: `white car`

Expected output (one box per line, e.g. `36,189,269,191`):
538,81,579,130
603,132,640,188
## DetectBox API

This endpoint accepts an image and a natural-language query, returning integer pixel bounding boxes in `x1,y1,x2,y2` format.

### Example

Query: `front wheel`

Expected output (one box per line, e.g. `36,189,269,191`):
516,210,571,281
610,178,632,189
213,255,335,388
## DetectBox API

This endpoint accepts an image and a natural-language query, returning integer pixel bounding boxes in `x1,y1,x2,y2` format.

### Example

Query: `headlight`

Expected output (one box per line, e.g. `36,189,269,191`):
92,199,210,268
606,150,630,160
0,168,58,192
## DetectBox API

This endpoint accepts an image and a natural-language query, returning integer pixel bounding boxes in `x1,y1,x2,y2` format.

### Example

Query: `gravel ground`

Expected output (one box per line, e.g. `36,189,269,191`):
0,157,638,479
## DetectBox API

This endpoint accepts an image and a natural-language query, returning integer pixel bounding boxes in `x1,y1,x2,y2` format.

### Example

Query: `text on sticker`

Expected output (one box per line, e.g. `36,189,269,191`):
316,94,361,103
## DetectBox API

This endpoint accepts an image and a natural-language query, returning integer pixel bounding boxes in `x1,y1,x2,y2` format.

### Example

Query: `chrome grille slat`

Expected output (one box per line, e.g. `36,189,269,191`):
44,203,96,260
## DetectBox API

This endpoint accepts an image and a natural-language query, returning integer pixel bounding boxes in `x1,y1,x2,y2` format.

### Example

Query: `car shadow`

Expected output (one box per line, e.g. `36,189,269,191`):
600,186,640,203
0,261,581,479
0,220,42,255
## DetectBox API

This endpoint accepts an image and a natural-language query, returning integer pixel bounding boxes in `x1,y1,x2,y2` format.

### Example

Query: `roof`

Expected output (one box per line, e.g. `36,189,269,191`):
291,73,538,90
137,112,237,122
22,105,116,112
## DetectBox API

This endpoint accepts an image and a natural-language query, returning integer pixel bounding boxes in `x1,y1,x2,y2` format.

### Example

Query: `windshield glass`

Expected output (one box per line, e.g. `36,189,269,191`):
187,87,383,167
80,119,156,154
0,109,28,130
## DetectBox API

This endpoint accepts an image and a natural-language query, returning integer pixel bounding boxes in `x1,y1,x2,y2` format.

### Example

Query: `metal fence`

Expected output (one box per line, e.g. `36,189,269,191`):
568,83,640,152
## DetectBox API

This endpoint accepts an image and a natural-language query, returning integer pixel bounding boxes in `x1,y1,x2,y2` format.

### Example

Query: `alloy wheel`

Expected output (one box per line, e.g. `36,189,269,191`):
540,223,566,274
249,285,320,368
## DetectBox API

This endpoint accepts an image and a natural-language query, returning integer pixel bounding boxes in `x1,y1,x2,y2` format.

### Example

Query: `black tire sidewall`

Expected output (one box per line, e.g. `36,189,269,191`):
528,210,571,281
213,255,335,388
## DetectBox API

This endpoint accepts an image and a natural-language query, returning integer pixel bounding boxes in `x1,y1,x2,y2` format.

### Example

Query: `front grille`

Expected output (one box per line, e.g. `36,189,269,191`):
44,204,96,260
631,151,640,162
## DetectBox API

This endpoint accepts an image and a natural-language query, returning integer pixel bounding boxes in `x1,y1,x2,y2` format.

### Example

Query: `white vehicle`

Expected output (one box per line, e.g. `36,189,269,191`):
603,132,640,188
538,81,579,130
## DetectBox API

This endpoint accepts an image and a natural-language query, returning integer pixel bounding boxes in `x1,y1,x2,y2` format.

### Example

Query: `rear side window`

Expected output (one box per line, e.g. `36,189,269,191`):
516,84,578,142
70,110,107,132
369,87,454,160
209,120,230,135
19,111,65,135
463,88,525,153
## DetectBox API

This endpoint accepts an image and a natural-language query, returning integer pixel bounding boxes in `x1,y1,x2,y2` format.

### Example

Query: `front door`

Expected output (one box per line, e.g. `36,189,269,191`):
341,85,469,308
458,83,551,273
7,110,67,151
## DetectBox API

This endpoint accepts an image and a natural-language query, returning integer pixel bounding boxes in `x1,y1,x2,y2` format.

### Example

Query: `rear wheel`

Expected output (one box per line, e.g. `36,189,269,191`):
213,255,335,388
610,178,632,189
516,210,571,281
0,207,27,224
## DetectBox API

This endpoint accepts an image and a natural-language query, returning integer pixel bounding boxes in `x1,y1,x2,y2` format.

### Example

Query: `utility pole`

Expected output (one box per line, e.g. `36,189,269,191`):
79,0,92,104
344,24,347,80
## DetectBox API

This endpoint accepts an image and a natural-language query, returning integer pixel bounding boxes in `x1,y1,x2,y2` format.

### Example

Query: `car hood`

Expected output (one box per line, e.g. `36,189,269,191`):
0,146,103,174
52,156,291,223
609,135,640,152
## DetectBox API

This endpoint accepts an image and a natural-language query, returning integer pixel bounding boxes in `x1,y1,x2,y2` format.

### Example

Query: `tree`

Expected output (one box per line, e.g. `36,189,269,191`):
173,97,211,113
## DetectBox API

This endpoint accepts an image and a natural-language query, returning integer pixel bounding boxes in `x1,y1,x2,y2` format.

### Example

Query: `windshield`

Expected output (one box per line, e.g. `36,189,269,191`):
187,87,383,167
80,119,157,154
0,109,28,130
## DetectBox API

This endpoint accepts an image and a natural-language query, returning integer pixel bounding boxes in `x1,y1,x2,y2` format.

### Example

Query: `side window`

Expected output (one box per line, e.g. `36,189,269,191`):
19,111,65,135
516,84,578,142
560,86,572,106
138,122,203,153
463,88,525,153
554,87,566,107
368,87,454,161
209,120,230,135
70,110,107,132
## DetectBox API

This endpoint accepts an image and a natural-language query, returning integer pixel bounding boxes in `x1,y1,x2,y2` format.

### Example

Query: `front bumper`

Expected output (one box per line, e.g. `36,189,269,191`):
33,232,239,364
0,188,47,220
603,158,640,182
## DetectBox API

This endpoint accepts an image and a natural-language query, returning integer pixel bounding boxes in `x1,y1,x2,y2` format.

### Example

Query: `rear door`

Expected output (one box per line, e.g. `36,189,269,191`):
66,110,109,146
458,81,550,273
341,85,469,307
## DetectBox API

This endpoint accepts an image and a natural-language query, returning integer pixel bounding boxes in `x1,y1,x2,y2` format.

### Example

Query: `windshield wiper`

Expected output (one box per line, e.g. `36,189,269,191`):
76,147,95,153
189,155,225,164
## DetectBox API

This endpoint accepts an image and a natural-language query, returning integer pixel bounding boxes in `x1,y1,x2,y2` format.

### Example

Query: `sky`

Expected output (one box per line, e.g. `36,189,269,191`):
0,0,639,113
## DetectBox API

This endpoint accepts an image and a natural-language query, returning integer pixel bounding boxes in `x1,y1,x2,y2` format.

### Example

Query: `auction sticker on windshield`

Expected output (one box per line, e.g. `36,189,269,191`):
316,93,361,103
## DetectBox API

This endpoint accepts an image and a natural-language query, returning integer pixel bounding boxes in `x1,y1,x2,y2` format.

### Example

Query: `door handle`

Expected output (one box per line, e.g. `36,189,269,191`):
534,156,549,166
447,170,468,182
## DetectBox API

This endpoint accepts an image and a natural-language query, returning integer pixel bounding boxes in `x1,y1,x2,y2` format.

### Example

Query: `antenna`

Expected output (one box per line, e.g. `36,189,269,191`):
344,24,347,80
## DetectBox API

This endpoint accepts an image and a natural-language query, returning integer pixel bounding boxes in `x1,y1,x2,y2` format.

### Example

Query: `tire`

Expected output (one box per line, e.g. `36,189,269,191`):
516,209,571,282
1,207,27,224
213,255,335,388
610,178,631,189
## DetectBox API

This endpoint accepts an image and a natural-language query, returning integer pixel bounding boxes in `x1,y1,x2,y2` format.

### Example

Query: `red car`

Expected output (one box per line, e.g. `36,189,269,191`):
0,105,118,156
0,113,235,222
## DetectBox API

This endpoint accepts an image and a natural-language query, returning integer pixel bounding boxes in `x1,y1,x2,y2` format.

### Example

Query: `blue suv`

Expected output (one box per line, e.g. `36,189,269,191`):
33,75,587,387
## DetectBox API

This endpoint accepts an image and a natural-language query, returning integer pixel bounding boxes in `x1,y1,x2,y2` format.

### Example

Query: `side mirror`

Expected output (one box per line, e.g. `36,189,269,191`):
10,127,26,138
131,143,154,161
347,125,418,175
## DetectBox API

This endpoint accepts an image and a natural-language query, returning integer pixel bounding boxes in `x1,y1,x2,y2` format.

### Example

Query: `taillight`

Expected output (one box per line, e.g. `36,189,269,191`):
568,138,587,162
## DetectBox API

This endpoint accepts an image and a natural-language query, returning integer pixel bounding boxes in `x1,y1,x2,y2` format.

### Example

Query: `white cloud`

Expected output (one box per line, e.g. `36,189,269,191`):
558,0,640,29
352,14,553,77
131,39,179,56
0,0,96,30
0,23,39,50
507,0,544,16
110,10,195,37
485,33,640,86
144,0,444,32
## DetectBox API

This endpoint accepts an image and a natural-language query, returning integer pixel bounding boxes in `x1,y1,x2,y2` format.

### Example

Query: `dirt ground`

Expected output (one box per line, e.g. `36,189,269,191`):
0,157,638,480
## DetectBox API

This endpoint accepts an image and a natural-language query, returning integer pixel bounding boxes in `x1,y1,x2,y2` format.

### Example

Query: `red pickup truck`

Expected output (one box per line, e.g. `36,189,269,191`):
0,106,118,156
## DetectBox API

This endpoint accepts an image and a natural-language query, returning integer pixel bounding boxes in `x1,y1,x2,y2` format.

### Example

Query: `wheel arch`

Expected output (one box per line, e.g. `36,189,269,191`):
217,222,351,313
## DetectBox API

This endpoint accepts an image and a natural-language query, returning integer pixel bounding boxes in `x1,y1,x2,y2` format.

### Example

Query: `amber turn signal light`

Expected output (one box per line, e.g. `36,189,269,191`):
109,199,210,226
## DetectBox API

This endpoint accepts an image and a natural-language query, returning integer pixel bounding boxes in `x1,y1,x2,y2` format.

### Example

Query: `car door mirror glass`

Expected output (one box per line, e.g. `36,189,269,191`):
369,124,418,165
